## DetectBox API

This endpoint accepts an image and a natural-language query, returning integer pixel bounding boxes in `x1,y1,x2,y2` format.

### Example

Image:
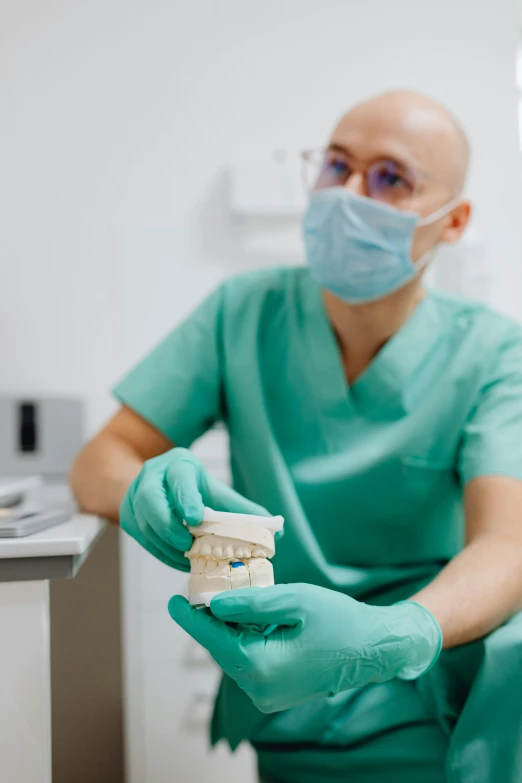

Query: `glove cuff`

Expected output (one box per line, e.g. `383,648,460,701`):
391,600,443,680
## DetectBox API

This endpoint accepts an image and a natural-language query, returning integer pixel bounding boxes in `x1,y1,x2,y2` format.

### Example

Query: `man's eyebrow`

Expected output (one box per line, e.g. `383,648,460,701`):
327,142,353,156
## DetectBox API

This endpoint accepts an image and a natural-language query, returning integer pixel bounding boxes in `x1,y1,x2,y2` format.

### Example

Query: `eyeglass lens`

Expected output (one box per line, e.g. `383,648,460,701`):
310,149,416,205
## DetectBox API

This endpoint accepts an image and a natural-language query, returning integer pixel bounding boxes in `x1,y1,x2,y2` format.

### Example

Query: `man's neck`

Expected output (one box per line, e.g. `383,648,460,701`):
323,281,426,385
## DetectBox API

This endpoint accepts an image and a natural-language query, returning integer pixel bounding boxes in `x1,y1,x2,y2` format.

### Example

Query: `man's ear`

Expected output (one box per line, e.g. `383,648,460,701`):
440,201,472,244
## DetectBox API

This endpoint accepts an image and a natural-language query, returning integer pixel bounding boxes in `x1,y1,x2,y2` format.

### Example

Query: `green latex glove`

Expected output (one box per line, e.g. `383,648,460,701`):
120,447,270,571
168,583,442,713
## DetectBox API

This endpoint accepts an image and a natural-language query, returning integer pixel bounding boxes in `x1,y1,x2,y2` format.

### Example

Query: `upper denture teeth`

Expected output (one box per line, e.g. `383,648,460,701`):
200,542,212,556
252,547,267,557
213,546,223,559
223,545,234,558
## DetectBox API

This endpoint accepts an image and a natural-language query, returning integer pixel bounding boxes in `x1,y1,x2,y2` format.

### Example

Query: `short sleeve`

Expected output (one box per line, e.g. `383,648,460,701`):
458,332,522,484
113,286,224,447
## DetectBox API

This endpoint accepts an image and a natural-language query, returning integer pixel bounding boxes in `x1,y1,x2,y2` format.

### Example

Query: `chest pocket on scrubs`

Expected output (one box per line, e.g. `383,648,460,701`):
400,456,456,511
397,456,464,561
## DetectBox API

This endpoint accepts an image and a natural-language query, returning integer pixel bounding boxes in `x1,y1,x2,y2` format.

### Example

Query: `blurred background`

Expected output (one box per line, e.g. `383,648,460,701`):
1,1,522,782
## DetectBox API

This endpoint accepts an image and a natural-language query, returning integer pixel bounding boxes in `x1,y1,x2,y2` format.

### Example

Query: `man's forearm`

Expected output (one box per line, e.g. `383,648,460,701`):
70,434,143,522
411,533,522,648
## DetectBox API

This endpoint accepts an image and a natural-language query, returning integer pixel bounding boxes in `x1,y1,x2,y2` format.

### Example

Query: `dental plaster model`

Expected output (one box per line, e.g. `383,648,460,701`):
186,507,284,607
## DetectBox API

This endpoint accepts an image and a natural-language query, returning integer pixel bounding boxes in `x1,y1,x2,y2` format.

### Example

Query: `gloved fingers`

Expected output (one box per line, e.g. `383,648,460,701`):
210,585,305,627
165,454,205,527
168,595,244,665
134,478,193,552
206,477,271,517
141,536,191,572
123,514,189,571
145,526,191,571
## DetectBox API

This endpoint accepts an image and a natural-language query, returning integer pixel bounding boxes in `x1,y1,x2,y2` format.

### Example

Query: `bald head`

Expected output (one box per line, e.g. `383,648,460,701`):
332,90,469,195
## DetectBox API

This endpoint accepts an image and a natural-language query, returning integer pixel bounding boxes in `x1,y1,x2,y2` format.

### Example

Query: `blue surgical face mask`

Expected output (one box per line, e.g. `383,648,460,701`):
302,187,460,304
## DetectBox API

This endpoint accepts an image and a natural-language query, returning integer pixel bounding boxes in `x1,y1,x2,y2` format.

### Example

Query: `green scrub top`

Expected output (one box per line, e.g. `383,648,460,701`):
114,267,522,756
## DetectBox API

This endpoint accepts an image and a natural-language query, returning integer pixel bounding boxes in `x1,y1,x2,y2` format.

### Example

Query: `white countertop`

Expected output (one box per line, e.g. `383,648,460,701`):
0,514,106,559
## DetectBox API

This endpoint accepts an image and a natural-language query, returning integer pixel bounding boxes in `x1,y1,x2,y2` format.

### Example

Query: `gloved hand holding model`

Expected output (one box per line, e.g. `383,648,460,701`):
119,447,270,571
169,583,442,714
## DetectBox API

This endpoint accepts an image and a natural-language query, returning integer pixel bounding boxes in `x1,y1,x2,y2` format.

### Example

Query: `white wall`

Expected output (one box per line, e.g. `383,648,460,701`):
0,4,124,434
2,2,522,782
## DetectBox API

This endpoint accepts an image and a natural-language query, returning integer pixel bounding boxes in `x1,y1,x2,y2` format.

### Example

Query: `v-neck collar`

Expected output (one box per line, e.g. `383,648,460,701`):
298,272,447,426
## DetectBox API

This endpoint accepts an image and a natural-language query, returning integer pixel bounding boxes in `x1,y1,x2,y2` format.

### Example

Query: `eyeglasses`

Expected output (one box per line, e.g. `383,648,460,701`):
301,147,435,207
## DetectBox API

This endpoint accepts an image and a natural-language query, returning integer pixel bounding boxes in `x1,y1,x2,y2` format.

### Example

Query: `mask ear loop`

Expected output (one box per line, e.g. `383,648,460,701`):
413,197,463,270
414,245,438,272
417,196,462,227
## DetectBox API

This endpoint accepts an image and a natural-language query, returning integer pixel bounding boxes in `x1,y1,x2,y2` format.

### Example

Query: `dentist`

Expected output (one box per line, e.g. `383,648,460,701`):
72,90,522,783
